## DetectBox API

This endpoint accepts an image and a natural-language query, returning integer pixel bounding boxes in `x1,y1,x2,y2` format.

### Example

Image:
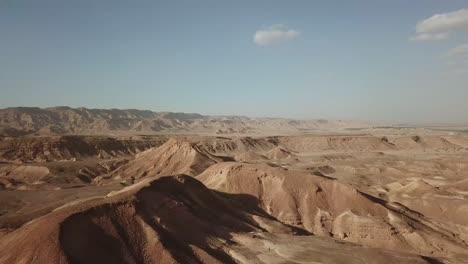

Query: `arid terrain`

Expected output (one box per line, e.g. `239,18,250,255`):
0,108,468,263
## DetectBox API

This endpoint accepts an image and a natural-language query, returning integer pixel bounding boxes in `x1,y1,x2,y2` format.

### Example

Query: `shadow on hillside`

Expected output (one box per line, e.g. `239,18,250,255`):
58,175,311,263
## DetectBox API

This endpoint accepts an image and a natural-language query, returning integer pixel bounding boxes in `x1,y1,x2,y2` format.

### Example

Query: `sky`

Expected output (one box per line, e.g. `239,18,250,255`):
1,0,468,123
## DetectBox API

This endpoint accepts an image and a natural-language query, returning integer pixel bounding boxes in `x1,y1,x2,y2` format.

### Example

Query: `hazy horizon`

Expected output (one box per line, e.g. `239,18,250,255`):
1,0,468,123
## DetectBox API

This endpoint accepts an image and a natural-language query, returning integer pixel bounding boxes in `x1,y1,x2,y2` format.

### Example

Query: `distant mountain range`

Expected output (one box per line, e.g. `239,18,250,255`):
0,107,367,136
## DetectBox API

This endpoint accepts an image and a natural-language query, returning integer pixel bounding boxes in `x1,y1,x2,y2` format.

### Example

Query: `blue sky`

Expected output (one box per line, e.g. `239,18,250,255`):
1,0,467,123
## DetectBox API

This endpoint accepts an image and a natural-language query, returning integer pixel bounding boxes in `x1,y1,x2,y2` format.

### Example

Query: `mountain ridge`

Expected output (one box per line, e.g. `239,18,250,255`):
0,106,366,136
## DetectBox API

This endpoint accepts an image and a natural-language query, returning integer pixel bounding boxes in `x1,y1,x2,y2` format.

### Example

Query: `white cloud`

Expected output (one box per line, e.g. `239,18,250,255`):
254,25,301,46
446,43,468,57
453,68,468,76
442,43,468,77
410,32,449,42
413,10,468,76
412,9,468,41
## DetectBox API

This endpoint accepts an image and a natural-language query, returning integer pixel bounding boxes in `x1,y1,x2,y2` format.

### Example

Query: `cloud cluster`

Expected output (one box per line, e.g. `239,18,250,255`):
444,43,468,76
412,9,468,77
411,33,449,42
254,25,301,46
446,43,468,58
411,9,468,42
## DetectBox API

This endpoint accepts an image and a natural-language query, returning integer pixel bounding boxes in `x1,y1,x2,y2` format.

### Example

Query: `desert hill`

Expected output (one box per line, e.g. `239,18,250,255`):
197,162,468,257
264,146,297,160
107,138,232,182
0,175,441,264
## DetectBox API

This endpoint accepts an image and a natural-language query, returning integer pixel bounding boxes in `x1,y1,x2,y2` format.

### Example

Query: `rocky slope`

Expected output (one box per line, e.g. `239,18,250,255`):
197,162,468,258
0,135,164,162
